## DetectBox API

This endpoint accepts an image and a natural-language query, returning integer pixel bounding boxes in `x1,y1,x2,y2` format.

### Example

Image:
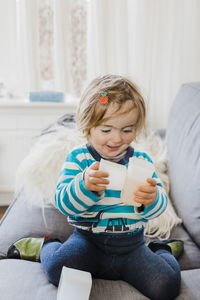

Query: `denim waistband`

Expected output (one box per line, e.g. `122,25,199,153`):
76,228,145,255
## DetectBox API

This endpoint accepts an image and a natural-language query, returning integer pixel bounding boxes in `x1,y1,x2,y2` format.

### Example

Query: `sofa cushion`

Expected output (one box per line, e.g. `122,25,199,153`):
0,259,148,300
176,269,200,300
166,82,200,247
0,260,57,300
0,259,57,300
170,225,200,270
0,259,199,300
0,190,74,256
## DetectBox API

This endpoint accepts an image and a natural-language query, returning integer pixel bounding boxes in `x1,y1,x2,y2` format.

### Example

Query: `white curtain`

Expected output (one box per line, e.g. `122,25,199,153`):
54,0,87,97
0,0,87,98
16,0,39,95
0,0,49,97
87,0,200,128
18,0,88,97
1,0,200,127
0,0,26,97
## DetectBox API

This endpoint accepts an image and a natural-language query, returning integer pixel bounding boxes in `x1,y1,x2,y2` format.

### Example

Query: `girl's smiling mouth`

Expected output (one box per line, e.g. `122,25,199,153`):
106,145,122,151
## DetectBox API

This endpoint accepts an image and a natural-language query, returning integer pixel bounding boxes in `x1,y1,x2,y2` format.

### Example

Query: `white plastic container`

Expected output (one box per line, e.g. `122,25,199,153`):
99,158,127,190
57,266,92,300
121,157,155,206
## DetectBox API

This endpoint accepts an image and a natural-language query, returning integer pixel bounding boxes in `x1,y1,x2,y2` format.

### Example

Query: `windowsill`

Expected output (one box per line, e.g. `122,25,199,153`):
0,97,78,109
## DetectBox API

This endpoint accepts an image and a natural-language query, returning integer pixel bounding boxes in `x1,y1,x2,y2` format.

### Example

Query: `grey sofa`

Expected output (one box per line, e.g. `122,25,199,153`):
0,82,200,299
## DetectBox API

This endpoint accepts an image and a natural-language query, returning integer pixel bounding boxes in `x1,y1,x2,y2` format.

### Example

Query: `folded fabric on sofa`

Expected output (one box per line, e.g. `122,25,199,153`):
29,91,65,102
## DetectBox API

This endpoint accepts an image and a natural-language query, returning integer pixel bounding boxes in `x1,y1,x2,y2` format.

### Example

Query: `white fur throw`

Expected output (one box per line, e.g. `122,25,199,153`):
15,127,182,239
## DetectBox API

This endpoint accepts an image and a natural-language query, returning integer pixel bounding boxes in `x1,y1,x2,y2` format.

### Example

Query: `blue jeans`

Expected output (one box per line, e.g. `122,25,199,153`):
40,228,181,300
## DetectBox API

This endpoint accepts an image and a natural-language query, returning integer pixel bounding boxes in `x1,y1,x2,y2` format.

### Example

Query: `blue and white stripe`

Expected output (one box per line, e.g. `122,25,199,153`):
55,144,168,233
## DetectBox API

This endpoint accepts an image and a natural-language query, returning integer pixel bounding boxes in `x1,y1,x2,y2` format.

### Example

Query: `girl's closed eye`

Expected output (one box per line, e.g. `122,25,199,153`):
102,130,111,133
101,127,111,133
122,127,135,133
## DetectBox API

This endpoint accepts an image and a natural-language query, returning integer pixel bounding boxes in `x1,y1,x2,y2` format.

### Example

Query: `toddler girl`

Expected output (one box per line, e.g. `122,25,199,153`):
8,75,182,300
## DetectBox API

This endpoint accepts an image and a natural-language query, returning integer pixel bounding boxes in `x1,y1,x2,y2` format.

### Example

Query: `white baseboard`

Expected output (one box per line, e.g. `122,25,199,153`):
0,191,14,206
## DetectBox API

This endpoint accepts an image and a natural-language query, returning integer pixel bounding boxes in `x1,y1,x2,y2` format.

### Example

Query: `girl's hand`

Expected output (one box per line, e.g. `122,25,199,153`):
134,178,157,207
83,161,109,192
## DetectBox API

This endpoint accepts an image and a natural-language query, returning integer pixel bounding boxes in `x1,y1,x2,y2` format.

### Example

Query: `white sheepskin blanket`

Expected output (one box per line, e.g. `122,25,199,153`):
15,126,182,239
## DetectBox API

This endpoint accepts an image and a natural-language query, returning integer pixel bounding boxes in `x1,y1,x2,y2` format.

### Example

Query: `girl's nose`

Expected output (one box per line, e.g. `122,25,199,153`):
112,131,122,143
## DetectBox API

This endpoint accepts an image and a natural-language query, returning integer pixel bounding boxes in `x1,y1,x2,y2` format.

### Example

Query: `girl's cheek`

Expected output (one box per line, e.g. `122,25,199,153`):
125,133,135,143
97,135,108,144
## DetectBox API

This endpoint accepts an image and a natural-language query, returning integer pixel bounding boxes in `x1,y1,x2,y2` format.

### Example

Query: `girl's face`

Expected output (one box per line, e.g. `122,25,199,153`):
88,101,139,158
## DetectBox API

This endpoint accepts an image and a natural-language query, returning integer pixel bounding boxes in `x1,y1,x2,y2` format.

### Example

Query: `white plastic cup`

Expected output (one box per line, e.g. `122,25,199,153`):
121,157,155,206
99,159,127,190
57,266,92,300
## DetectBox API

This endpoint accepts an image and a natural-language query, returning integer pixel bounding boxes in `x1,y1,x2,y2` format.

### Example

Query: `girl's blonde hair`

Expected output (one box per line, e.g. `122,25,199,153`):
76,75,146,137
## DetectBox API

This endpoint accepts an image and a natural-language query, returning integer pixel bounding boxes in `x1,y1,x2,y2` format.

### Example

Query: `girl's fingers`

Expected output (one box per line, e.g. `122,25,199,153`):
133,179,157,206
89,177,109,185
134,197,155,206
137,185,156,193
90,161,100,170
84,161,109,192
89,162,109,177
146,178,157,186
134,191,156,200
90,170,109,178
89,184,107,192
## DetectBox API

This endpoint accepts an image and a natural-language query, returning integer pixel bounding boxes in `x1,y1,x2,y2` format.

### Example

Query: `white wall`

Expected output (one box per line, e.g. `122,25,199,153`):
0,100,76,205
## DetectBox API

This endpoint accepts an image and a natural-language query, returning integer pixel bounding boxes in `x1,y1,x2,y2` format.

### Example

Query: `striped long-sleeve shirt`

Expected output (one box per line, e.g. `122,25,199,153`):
55,143,168,234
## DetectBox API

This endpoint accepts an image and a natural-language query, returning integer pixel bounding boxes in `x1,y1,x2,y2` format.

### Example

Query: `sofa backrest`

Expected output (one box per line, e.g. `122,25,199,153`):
0,191,74,255
166,82,200,247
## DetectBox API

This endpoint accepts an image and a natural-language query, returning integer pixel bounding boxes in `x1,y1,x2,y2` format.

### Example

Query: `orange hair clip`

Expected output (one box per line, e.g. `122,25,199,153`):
99,92,108,105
